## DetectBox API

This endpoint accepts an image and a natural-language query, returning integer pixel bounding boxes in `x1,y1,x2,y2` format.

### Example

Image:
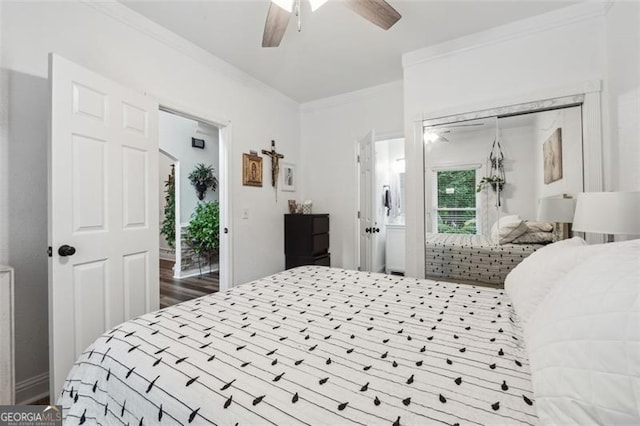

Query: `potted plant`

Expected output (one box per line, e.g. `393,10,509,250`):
477,175,506,206
476,175,505,193
185,201,220,276
188,163,218,200
160,165,176,249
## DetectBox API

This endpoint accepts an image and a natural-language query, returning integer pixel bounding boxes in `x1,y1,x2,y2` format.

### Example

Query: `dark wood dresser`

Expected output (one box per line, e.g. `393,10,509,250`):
284,214,330,269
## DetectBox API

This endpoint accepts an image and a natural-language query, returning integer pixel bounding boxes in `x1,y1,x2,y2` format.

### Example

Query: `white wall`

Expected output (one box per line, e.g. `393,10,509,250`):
299,81,403,270
159,111,219,222
496,126,537,221
0,1,300,401
403,3,612,278
605,1,639,192
532,106,584,200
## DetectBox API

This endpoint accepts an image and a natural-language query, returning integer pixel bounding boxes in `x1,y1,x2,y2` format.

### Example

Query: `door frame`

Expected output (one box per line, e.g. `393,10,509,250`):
158,149,181,274
158,102,233,291
355,130,403,272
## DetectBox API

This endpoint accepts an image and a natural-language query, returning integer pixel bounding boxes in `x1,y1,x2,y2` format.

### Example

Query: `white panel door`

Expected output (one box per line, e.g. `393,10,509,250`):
48,54,159,398
358,131,375,271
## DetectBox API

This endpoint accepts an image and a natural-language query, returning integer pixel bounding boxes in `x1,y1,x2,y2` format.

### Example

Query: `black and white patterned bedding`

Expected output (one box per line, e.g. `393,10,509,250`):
425,234,543,286
60,266,537,425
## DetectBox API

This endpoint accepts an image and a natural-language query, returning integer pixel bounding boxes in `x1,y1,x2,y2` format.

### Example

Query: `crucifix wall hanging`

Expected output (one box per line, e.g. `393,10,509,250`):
262,140,284,200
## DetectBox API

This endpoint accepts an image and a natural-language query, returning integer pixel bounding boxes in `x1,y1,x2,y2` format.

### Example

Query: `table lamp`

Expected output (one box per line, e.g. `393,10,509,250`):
537,196,577,240
572,192,640,242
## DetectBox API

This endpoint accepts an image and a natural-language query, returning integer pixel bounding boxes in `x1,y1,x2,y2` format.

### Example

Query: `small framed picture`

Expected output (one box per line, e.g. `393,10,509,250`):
242,153,263,187
281,163,295,192
543,128,563,184
191,137,205,149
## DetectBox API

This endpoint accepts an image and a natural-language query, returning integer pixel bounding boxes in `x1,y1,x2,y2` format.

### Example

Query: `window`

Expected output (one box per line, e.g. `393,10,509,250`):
435,169,477,234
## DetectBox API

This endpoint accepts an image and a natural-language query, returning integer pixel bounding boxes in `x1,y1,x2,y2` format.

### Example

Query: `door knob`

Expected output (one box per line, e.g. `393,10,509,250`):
375,228,380,233
365,227,371,233
58,245,76,257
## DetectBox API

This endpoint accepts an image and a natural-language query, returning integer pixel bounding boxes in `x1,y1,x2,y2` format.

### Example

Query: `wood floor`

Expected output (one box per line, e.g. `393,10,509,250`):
160,259,219,308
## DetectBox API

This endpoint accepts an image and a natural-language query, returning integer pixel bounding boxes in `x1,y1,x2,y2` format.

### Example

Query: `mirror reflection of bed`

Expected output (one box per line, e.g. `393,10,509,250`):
423,102,583,287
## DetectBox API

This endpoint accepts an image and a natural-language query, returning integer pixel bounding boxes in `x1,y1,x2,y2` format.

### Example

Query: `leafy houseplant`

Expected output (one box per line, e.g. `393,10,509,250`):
185,201,220,276
476,175,505,193
160,165,176,249
188,163,218,200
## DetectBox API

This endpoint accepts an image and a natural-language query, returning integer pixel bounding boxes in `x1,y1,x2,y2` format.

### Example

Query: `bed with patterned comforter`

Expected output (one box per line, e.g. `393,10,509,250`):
425,233,543,286
60,266,537,425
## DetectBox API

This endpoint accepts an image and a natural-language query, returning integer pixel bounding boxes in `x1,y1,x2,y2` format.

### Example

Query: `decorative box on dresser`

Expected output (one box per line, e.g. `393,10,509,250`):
0,265,15,404
285,214,330,269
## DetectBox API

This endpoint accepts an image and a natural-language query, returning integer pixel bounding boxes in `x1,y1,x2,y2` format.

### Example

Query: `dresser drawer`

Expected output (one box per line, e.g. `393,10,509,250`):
284,214,330,270
312,233,329,255
312,216,329,234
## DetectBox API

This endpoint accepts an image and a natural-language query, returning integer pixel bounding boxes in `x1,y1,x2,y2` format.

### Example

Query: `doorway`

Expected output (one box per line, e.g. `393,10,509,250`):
158,108,231,307
357,132,405,274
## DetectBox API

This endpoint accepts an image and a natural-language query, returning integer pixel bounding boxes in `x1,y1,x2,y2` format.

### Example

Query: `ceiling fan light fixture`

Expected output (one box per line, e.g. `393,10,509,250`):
272,0,294,12
309,0,329,12
424,130,450,144
423,131,439,144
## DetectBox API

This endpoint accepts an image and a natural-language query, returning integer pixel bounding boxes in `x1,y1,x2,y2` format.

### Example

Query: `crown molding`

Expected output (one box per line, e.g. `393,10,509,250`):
299,80,403,113
419,80,602,124
402,1,612,69
81,0,298,108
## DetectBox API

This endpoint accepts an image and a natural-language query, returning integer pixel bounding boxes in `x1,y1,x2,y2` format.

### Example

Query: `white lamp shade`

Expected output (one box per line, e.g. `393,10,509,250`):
309,0,328,11
537,197,576,223
272,0,294,12
572,192,640,235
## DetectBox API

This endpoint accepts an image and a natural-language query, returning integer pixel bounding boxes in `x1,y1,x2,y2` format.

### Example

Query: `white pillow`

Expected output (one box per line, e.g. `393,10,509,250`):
490,214,519,236
510,231,554,244
525,221,554,232
504,237,587,327
491,215,528,244
526,239,640,426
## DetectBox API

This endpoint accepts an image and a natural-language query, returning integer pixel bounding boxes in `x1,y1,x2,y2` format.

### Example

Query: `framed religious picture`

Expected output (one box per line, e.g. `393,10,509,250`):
281,163,295,192
242,153,263,187
543,128,563,184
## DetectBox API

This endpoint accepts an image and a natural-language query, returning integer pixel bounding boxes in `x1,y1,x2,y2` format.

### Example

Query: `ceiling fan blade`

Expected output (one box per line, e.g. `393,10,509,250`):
262,3,291,47
344,0,401,30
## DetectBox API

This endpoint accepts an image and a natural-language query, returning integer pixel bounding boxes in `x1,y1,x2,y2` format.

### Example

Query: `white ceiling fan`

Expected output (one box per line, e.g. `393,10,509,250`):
262,0,402,47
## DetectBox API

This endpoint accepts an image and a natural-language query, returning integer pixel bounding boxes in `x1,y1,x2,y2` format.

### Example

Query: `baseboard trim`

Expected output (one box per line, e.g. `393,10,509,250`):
177,264,220,279
15,372,49,405
159,248,175,261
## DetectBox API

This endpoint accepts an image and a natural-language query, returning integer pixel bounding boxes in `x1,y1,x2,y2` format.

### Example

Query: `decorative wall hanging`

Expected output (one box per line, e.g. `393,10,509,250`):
188,163,218,200
281,162,295,192
242,153,263,187
543,128,563,184
477,138,506,206
191,137,205,149
262,140,284,199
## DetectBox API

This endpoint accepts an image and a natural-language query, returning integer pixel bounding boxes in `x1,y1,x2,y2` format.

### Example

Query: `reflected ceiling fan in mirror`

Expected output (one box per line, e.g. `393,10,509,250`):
262,0,402,47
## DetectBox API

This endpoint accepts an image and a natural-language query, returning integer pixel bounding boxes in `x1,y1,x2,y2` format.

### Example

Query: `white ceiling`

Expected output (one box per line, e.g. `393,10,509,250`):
121,0,578,103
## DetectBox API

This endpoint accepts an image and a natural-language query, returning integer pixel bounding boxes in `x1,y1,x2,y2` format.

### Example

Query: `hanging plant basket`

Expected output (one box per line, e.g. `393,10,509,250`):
188,163,218,201
477,175,505,207
195,183,208,200
476,176,505,193
490,181,505,193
